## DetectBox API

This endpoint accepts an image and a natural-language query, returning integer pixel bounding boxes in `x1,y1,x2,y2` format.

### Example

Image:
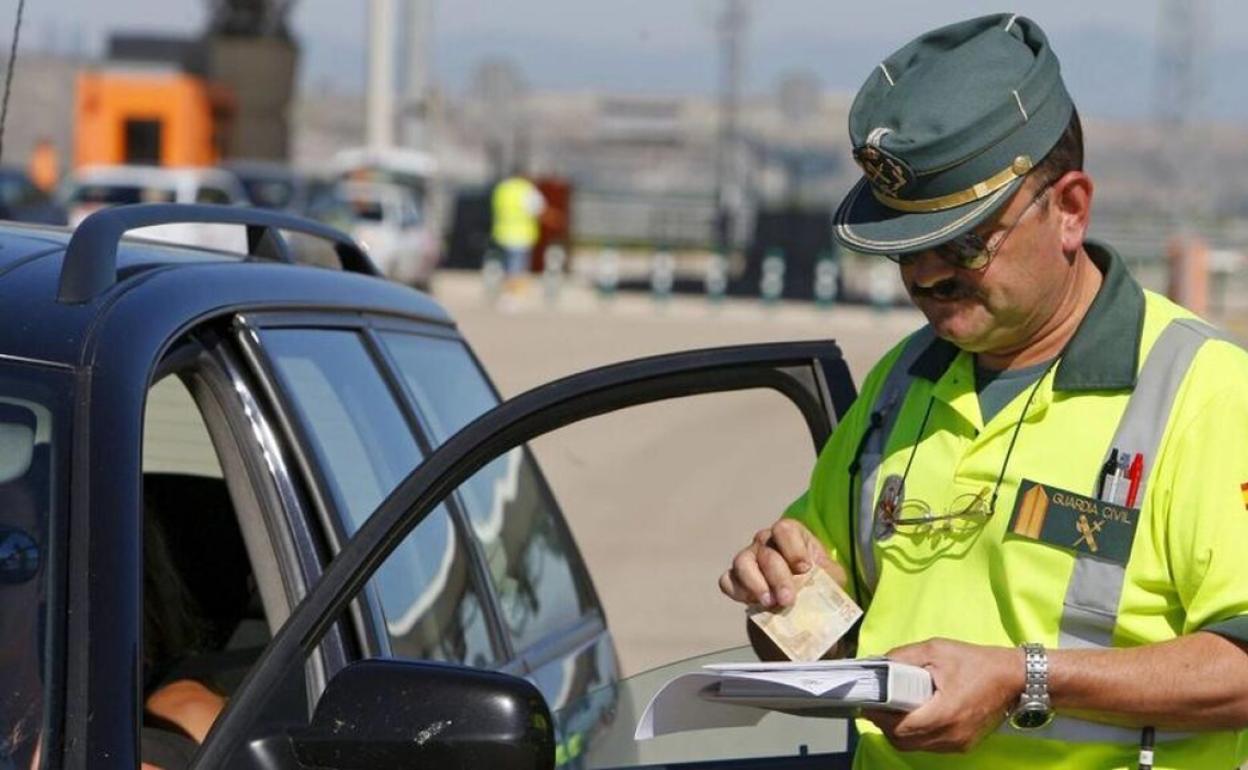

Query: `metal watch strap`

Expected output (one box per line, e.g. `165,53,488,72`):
1017,642,1051,713
1020,642,1050,703
1021,642,1050,703
1008,642,1054,730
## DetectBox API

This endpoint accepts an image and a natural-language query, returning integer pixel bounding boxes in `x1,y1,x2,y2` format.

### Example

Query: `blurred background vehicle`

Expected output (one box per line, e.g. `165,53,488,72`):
0,166,67,225
62,165,248,252
223,159,314,214
335,179,440,288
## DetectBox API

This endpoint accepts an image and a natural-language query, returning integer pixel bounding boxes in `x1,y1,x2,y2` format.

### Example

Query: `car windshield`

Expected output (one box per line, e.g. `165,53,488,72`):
346,198,385,222
0,361,69,769
552,646,850,769
239,177,297,209
69,183,176,205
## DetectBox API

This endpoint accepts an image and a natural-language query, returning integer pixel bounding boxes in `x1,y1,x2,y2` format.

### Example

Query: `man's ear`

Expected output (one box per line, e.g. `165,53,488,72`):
1052,171,1093,255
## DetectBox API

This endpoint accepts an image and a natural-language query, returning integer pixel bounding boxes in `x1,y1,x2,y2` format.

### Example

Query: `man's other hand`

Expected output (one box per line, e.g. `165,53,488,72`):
718,518,844,608
863,638,1024,753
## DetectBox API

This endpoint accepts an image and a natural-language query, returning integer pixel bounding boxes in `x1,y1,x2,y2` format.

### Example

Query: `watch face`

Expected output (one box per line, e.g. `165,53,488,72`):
1010,707,1055,731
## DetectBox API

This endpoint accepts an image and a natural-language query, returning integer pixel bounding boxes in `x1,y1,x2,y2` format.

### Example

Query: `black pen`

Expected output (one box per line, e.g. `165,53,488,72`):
1138,726,1155,770
1099,449,1119,500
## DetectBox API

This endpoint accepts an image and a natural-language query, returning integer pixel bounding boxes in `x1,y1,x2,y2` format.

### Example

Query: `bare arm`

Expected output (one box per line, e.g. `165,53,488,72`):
1049,631,1248,730
867,632,1248,753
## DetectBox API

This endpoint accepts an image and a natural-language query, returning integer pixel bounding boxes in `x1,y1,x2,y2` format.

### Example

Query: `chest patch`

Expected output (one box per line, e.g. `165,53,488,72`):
1007,479,1140,564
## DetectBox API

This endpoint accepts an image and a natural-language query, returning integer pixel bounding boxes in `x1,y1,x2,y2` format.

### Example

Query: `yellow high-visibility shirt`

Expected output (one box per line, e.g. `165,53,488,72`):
786,242,1248,769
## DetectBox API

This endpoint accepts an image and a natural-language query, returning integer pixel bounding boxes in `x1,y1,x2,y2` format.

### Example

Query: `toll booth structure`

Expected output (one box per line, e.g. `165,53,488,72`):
75,69,235,168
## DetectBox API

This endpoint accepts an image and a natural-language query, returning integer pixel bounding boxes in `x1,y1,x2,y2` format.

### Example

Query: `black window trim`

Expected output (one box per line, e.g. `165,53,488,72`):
370,325,609,674
152,330,352,701
237,311,515,668
360,325,516,666
232,314,390,665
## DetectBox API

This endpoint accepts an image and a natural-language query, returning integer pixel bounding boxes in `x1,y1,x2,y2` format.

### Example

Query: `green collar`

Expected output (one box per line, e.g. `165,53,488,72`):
909,241,1144,391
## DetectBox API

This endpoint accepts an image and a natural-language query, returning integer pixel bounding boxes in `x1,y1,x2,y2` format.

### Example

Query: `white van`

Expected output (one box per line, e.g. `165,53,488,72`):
63,165,249,253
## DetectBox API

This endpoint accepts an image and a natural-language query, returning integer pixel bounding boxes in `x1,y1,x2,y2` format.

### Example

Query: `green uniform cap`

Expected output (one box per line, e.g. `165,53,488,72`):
833,13,1074,256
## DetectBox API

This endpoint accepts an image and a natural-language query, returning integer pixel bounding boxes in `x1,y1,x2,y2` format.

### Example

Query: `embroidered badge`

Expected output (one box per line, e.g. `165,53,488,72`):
1008,479,1140,564
853,144,915,197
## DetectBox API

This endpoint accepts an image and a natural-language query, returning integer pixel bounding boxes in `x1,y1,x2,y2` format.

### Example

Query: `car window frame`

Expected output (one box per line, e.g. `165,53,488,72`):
192,339,855,768
235,310,516,670
367,319,610,675
147,331,354,710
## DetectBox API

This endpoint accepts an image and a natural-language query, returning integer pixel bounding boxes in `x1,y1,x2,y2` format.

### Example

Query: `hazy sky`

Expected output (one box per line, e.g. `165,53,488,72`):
15,0,1248,119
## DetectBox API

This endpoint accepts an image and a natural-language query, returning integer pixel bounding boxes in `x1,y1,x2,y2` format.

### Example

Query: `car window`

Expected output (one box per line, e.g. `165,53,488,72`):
347,198,385,222
69,183,176,205
0,173,43,207
140,372,271,713
240,178,296,210
0,361,70,770
143,375,224,478
379,332,597,652
399,197,422,228
260,329,496,666
195,186,236,205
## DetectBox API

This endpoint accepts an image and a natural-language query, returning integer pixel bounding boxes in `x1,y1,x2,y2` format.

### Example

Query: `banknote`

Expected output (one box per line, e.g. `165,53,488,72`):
747,567,863,662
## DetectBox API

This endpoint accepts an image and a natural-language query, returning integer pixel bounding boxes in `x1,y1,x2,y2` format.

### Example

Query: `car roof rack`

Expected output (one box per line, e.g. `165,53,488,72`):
56,203,380,304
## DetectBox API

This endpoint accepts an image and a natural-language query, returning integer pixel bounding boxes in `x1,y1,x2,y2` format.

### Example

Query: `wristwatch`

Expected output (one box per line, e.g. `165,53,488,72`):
1008,642,1054,730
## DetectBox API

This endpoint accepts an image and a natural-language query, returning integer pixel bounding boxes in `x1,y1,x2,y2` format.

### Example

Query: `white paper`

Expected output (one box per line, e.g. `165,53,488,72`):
717,669,881,699
634,673,771,740
635,660,932,740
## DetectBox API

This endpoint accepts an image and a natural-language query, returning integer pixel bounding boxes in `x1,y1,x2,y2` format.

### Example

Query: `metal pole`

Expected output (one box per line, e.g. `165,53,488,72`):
400,0,433,150
713,0,746,255
367,0,397,151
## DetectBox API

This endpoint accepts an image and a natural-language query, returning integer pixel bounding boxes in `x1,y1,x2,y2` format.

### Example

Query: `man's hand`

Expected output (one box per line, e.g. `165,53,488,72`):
718,518,844,608
863,638,1023,753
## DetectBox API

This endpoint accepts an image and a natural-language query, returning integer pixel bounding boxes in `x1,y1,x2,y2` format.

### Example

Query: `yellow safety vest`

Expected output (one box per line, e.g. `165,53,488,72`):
491,176,541,250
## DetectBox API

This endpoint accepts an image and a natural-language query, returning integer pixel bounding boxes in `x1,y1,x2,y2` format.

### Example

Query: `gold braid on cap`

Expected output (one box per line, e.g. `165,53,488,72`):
871,155,1033,213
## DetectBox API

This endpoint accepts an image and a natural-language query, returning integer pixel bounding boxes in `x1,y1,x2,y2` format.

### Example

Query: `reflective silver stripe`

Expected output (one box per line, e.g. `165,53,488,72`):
1057,318,1225,650
855,326,936,590
998,715,1189,744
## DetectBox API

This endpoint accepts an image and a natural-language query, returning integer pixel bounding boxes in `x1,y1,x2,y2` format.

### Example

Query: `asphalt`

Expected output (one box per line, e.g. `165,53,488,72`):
431,271,924,676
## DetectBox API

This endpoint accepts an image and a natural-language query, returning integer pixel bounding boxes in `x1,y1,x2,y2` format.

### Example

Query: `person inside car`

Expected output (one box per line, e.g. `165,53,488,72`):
139,514,226,770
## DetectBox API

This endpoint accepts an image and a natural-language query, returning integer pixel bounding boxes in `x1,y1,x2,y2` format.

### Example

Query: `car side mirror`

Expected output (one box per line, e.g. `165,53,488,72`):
290,659,555,770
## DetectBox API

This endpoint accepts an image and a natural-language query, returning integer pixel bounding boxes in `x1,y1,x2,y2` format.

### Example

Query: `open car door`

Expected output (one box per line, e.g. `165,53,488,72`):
191,339,857,770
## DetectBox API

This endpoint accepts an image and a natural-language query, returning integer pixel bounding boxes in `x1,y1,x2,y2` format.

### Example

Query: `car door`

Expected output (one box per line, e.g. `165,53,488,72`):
191,340,856,769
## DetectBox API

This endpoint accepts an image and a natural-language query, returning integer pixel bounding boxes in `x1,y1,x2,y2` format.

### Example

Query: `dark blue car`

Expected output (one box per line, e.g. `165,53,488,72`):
0,204,856,769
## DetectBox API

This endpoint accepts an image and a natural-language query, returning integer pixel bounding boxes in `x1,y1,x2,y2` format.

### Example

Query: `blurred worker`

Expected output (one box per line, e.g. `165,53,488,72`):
491,170,546,290
27,139,58,194
720,13,1248,769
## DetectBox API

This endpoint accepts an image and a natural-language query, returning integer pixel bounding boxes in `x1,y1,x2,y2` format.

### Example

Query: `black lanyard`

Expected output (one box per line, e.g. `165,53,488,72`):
846,357,1059,602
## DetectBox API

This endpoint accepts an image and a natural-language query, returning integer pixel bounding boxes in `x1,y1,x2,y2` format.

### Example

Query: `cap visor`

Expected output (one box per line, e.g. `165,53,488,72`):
833,176,1025,256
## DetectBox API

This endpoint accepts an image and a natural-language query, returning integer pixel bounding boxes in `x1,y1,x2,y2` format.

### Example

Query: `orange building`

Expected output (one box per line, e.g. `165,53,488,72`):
74,70,234,168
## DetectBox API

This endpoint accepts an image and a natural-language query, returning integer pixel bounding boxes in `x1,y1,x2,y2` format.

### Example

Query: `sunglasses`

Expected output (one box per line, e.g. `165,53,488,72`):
0,526,39,584
887,183,1052,271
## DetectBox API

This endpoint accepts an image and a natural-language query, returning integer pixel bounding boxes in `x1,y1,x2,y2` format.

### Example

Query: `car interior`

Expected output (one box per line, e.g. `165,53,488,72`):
139,367,278,763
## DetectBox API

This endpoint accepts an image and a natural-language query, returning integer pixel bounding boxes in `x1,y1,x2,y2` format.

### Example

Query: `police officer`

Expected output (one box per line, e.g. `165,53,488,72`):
720,14,1248,769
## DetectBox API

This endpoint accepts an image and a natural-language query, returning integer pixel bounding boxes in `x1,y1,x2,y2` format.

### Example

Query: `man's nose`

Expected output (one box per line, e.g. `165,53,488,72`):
902,249,956,288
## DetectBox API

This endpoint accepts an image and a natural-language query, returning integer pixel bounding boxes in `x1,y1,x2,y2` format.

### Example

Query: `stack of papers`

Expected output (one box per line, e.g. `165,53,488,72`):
635,659,932,740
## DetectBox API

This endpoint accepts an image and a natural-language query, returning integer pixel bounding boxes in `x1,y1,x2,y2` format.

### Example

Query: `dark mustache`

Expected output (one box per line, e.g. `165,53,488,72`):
911,278,976,301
